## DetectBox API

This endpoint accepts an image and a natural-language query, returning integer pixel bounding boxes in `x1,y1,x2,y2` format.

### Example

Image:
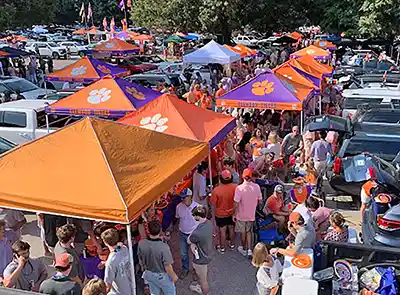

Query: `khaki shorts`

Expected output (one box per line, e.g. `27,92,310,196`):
193,263,208,282
235,220,254,233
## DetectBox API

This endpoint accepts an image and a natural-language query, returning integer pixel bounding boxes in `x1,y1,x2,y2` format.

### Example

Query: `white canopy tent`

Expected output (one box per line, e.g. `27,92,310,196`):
183,40,241,64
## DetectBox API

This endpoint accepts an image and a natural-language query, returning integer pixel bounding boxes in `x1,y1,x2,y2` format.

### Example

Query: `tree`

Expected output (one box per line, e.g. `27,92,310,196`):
0,3,16,31
359,0,400,38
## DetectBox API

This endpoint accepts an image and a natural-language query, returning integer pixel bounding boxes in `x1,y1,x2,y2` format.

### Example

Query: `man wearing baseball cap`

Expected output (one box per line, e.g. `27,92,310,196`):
233,168,262,257
39,253,81,295
175,188,199,279
270,212,316,257
264,184,290,231
210,170,238,253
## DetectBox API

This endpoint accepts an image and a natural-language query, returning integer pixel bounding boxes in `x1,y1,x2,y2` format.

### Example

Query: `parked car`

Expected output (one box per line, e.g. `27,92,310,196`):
25,41,67,59
110,57,157,75
0,100,72,144
58,41,87,56
0,136,16,153
126,73,187,97
0,76,53,100
362,187,400,247
352,106,400,124
233,35,259,47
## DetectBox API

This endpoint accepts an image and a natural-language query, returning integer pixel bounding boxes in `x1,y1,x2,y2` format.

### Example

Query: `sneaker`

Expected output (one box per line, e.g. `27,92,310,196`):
179,269,189,280
247,249,252,257
218,247,226,254
229,244,236,250
237,246,247,256
189,283,203,294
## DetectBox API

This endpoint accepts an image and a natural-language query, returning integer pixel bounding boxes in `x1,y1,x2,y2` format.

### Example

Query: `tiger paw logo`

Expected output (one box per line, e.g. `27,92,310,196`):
251,80,274,96
125,86,145,100
96,65,111,74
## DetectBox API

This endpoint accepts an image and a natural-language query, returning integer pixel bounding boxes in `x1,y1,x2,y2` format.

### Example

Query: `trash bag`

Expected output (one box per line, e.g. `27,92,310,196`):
376,267,398,295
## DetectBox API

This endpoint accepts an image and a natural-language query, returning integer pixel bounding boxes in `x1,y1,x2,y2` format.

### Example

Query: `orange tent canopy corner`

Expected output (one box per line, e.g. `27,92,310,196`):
0,117,209,223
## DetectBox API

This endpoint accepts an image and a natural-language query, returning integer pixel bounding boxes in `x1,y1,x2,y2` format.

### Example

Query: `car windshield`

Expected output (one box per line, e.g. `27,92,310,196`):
344,97,384,109
0,137,15,154
4,79,39,93
344,139,400,161
48,42,58,47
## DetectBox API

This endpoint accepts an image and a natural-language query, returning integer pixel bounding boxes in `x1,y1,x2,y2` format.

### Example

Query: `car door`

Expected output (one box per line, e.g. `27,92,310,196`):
0,110,33,144
37,43,49,56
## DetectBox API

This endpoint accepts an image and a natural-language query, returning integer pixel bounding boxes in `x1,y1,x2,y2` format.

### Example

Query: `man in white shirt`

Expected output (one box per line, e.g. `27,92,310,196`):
175,188,199,279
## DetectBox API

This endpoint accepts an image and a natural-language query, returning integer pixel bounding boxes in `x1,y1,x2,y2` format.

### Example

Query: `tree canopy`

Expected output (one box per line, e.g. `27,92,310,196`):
0,0,399,39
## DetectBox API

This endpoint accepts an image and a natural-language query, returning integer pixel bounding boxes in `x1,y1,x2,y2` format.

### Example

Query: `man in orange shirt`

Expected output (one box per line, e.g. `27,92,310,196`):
360,178,378,217
264,185,290,231
210,170,237,253
215,83,226,98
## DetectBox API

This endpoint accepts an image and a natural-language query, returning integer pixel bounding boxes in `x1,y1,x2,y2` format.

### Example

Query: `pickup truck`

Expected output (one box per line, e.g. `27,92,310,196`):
0,100,70,145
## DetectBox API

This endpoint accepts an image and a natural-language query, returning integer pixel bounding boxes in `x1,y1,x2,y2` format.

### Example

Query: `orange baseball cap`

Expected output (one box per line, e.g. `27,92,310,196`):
55,253,73,268
221,170,232,180
289,212,302,223
242,168,253,178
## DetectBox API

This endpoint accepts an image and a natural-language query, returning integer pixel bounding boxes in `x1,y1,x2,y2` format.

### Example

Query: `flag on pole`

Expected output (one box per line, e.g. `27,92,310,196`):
127,0,132,8
103,17,108,31
87,3,93,21
110,17,116,33
118,0,125,10
79,3,85,16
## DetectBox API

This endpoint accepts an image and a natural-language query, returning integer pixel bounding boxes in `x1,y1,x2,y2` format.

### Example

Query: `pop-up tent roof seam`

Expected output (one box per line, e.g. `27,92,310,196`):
90,121,129,223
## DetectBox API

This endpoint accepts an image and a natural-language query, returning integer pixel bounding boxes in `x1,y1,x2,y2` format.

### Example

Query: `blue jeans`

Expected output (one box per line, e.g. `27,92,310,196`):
179,231,190,271
143,270,176,295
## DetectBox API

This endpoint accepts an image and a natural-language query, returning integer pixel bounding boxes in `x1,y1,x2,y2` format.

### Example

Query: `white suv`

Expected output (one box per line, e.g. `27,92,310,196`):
233,35,258,46
59,41,87,56
25,41,68,59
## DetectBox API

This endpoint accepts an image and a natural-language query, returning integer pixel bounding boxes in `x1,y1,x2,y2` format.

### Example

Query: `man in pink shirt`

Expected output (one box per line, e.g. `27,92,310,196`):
233,168,262,257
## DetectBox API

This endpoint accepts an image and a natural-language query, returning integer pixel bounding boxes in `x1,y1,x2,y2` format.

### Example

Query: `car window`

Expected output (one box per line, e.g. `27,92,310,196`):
378,161,397,179
344,97,383,109
0,137,15,153
36,111,70,129
0,84,9,93
48,42,58,47
38,44,47,48
127,58,141,65
362,113,400,124
0,111,27,128
344,138,400,161
4,79,38,93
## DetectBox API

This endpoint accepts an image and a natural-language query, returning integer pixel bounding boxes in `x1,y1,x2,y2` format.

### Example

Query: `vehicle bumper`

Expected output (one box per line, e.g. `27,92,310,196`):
362,208,400,248
327,173,363,196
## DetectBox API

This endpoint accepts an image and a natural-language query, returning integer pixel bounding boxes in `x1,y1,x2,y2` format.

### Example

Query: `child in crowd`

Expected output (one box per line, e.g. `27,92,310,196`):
252,242,282,295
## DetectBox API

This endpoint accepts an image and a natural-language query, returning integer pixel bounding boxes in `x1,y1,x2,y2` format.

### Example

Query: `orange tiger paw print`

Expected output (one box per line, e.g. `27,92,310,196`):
251,80,274,95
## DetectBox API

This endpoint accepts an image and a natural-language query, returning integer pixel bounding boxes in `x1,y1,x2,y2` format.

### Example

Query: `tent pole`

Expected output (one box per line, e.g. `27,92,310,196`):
300,111,304,134
45,114,50,134
313,95,316,115
127,224,137,295
319,96,322,115
208,152,213,190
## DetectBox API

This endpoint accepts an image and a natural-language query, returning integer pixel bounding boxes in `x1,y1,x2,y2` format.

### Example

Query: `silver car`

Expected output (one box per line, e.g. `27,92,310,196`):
0,76,53,99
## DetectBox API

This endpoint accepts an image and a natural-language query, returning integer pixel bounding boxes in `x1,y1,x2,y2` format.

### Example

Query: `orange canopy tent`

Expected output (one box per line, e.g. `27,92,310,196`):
234,44,257,56
288,55,333,87
273,62,319,98
289,32,302,40
224,45,247,57
46,76,160,117
314,40,337,51
131,34,153,41
45,56,130,82
0,117,209,223
118,94,236,148
86,26,104,35
72,28,87,35
92,38,139,55
290,45,331,61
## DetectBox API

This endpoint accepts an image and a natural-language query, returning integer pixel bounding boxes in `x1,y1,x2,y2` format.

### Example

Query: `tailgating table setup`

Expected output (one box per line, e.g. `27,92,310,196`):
281,248,314,282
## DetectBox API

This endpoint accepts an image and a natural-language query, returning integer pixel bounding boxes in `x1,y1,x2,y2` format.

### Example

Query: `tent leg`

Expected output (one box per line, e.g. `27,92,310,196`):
208,153,213,190
45,114,50,134
319,96,322,115
127,224,137,295
300,111,304,134
313,95,316,115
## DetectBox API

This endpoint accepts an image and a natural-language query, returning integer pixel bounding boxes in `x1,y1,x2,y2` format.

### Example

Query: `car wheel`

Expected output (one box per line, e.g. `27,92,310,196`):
52,52,60,59
79,51,85,58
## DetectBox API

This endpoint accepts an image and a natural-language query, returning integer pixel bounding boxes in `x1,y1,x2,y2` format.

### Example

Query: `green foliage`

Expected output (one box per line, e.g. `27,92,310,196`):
358,0,400,38
0,0,399,39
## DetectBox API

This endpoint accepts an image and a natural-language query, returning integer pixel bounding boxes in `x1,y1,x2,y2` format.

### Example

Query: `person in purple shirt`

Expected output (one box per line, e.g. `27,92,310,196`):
0,219,17,284
310,131,331,178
